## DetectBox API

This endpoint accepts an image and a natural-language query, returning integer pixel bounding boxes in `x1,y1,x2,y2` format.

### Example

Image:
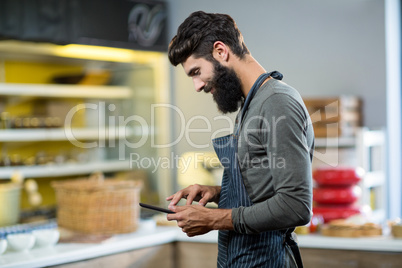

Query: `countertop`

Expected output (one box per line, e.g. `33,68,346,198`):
1,220,402,268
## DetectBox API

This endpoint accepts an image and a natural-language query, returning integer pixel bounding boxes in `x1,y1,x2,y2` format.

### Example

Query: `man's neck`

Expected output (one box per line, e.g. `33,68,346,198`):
233,55,268,98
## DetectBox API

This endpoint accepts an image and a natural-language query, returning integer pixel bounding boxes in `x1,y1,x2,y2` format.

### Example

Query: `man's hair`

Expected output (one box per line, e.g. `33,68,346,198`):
168,11,249,66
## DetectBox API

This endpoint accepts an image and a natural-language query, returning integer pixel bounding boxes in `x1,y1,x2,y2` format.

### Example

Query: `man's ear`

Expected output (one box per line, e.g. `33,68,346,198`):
212,41,229,63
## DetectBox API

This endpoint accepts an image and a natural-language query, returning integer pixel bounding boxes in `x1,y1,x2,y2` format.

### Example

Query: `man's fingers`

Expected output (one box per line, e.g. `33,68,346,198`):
170,205,186,212
168,195,182,207
166,213,176,221
166,206,179,221
185,192,198,205
167,189,188,207
198,192,213,206
167,184,210,207
198,197,208,206
166,205,187,221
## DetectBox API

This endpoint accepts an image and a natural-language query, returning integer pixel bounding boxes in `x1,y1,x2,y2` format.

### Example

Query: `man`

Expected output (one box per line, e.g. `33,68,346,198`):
166,11,314,268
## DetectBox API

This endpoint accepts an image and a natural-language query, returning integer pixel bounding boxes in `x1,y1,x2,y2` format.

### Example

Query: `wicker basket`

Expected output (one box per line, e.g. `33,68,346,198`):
51,173,142,234
391,225,402,238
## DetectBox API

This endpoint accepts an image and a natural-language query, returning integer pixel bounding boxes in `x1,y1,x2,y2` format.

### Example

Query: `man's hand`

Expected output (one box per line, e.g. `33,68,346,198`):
167,205,233,237
166,184,221,207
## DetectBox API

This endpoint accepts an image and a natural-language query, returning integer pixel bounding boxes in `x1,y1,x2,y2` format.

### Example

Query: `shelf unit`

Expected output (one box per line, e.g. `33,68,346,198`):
356,128,387,223
0,82,136,178
0,41,172,203
313,128,387,223
312,137,357,170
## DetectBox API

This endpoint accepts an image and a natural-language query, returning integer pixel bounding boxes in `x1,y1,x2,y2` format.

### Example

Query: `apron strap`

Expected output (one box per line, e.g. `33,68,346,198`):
239,71,283,125
283,229,304,268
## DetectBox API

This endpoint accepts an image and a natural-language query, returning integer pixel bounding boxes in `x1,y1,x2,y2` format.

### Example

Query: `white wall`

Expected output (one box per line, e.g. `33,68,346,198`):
166,0,386,155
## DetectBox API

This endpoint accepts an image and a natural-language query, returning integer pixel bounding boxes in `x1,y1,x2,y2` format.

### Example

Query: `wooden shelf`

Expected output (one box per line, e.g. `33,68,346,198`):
0,160,132,179
0,83,132,99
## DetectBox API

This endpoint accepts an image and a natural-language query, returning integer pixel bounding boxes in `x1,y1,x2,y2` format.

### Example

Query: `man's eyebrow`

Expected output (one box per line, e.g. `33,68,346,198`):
186,67,198,76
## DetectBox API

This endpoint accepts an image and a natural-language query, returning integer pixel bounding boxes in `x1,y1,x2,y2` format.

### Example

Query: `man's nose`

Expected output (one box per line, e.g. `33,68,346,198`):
193,78,206,92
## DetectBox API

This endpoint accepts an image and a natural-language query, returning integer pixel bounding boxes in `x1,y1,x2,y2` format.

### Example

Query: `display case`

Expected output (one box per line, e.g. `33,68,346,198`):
0,40,171,207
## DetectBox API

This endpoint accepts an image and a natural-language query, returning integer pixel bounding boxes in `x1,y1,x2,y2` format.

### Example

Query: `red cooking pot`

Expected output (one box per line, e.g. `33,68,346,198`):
312,205,361,223
313,167,363,186
313,186,361,205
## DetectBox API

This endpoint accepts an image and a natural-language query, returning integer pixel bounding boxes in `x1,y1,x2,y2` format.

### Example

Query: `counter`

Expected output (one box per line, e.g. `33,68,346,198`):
1,220,402,268
0,221,176,268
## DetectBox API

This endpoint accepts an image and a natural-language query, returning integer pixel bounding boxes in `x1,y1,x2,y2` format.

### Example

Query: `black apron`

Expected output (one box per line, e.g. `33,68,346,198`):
212,71,303,268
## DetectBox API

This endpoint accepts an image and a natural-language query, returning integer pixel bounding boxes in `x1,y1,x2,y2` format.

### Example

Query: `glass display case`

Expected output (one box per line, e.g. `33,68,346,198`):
0,40,171,210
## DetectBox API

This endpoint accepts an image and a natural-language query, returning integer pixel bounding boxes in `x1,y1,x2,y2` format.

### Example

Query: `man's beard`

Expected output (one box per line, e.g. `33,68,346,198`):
204,60,243,114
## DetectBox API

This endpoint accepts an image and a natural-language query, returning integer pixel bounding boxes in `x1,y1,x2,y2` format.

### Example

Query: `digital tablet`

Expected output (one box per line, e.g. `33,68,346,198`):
139,203,175,214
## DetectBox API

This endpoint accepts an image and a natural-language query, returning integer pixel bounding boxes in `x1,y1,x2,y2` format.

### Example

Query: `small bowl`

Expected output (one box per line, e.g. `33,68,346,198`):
32,229,60,247
0,239,7,255
7,233,36,251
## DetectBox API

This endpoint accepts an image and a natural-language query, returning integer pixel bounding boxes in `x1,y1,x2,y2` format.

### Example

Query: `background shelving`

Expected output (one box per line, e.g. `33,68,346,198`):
313,128,387,223
0,40,171,209
0,127,149,142
0,160,132,179
314,137,356,148
0,83,132,99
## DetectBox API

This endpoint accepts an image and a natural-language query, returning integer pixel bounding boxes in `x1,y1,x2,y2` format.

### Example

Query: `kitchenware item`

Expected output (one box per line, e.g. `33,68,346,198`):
0,182,22,227
32,229,60,247
389,219,402,238
7,233,35,251
0,239,7,255
313,186,361,204
391,224,402,238
313,167,363,186
52,172,142,234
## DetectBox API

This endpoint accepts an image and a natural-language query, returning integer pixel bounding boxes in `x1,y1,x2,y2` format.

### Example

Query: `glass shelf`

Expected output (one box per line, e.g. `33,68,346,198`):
0,160,132,179
0,127,149,142
0,83,132,99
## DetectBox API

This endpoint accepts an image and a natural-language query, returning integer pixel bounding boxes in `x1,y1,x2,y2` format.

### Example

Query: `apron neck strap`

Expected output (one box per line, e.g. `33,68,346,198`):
239,71,283,124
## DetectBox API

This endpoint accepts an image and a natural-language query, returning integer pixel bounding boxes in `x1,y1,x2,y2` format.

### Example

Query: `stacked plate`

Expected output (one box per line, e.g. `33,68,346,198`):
312,167,363,223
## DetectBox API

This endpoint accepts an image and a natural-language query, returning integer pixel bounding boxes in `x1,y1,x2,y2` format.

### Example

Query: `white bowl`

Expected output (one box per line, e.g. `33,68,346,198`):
0,239,7,255
32,229,60,247
7,233,35,251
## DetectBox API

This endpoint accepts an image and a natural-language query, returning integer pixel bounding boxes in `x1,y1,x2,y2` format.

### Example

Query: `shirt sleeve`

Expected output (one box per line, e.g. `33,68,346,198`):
231,93,313,234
